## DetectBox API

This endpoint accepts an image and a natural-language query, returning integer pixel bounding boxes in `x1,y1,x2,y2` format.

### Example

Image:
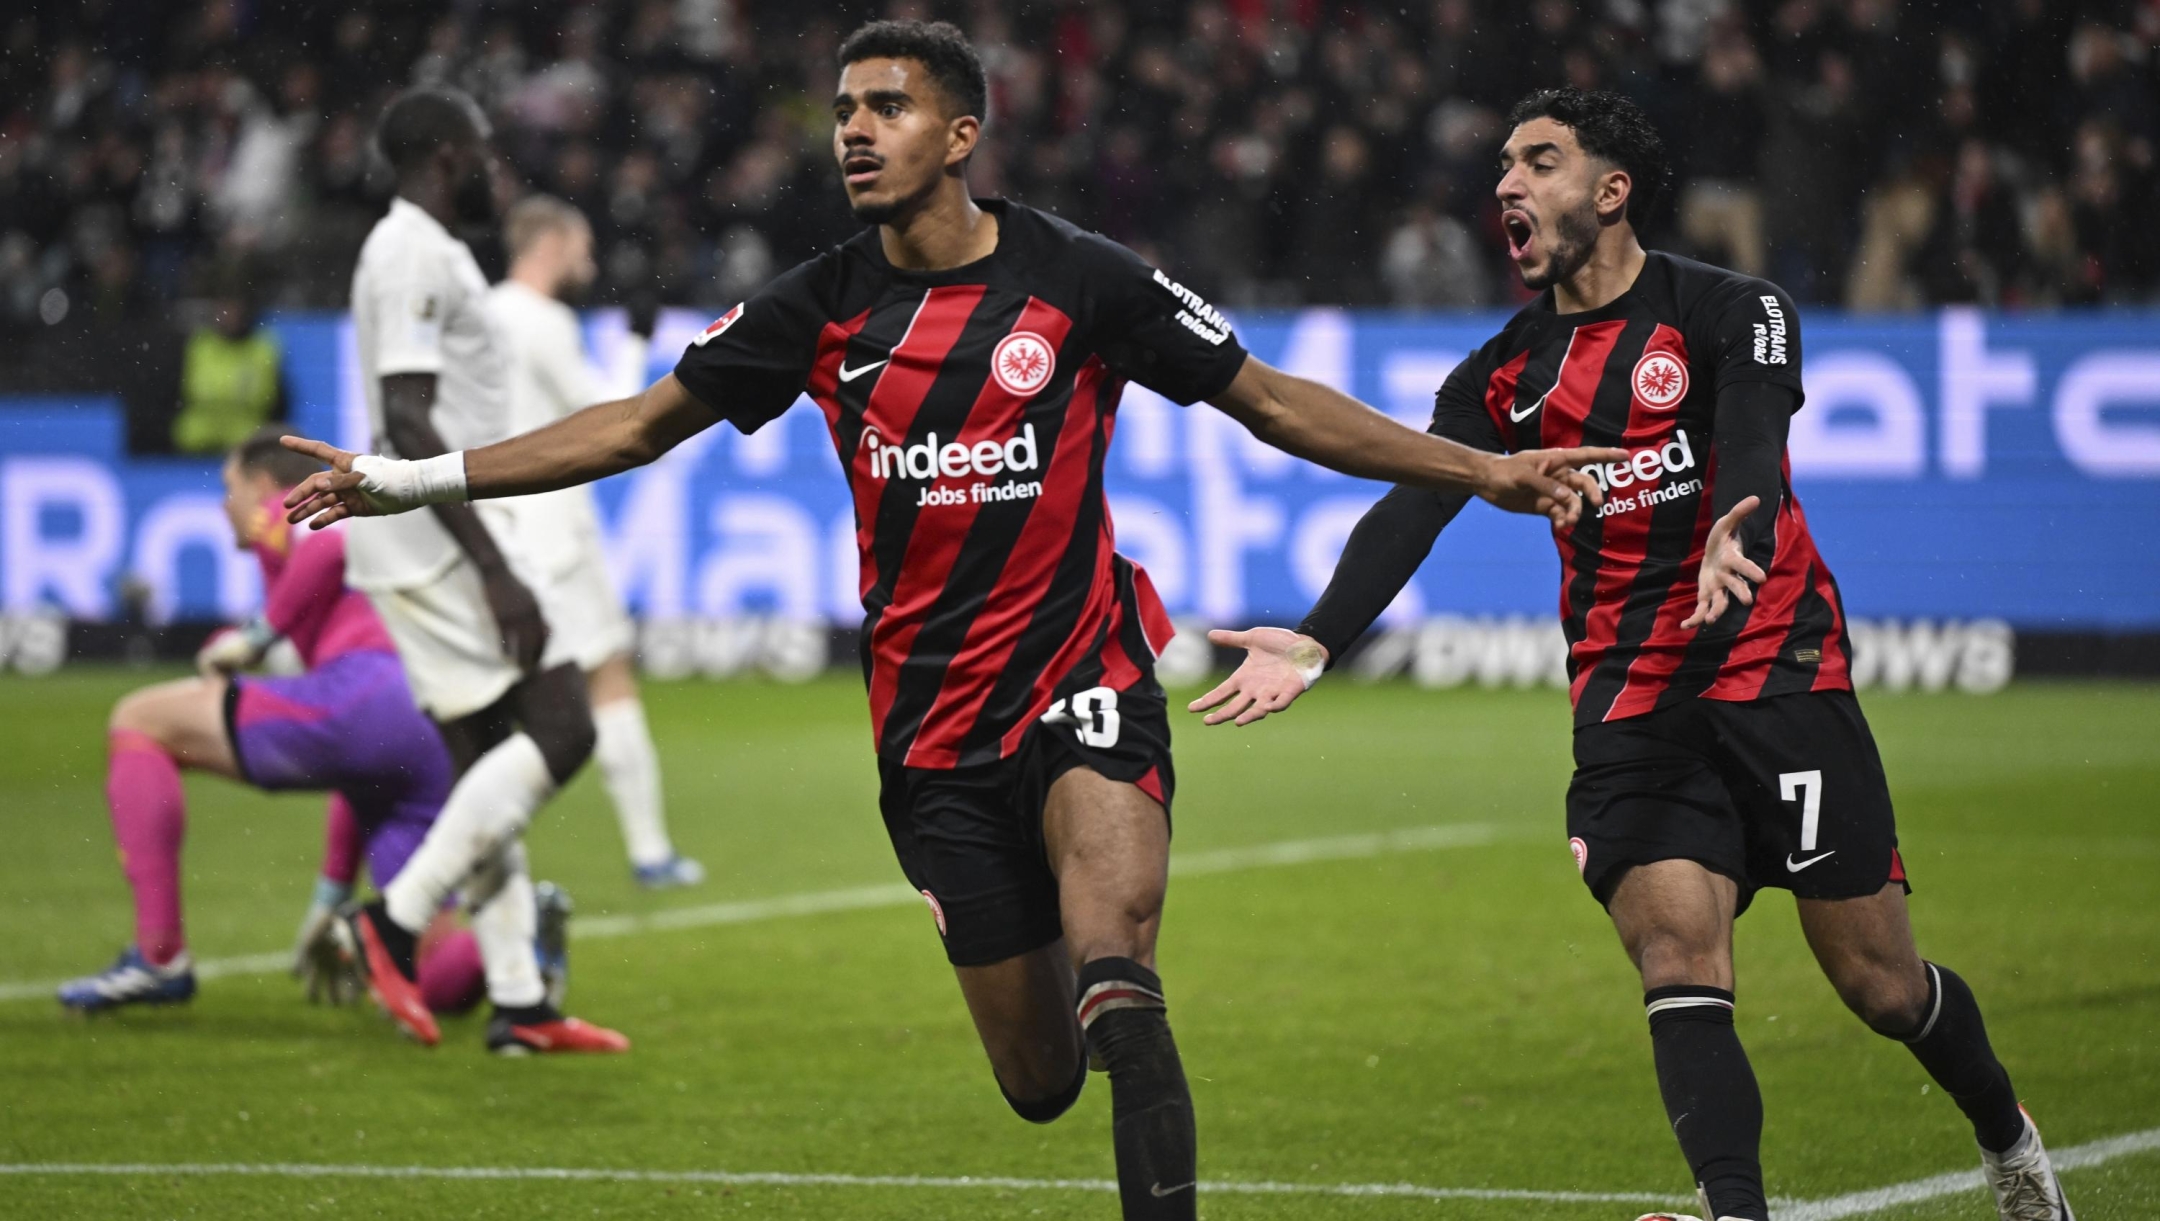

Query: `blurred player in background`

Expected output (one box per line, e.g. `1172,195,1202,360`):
280,22,1617,1217
1195,89,2071,1221
338,86,623,1055
58,429,480,1016
485,195,701,889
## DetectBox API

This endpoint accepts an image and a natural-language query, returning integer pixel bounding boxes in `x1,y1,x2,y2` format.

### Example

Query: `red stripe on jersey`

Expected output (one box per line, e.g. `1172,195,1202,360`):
899,329,1096,769
857,287,992,747
1808,551,1853,692
993,364,1126,759
1481,350,1531,448
1701,504,1815,701
1602,489,1719,719
1131,566,1174,658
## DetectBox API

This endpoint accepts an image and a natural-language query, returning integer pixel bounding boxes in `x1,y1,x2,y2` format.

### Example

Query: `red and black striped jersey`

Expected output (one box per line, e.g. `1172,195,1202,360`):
673,200,1246,768
1434,251,1852,726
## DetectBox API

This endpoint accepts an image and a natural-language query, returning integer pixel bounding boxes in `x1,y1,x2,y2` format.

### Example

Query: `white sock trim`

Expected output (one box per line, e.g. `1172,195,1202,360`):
1904,962,1946,1044
1644,995,1736,1018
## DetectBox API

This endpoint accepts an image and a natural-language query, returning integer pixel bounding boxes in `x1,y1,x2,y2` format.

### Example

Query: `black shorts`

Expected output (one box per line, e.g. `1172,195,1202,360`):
1566,689,1907,915
878,677,1175,967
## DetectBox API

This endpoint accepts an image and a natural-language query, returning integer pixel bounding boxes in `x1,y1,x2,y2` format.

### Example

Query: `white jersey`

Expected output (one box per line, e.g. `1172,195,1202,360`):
483,280,644,582
346,198,512,592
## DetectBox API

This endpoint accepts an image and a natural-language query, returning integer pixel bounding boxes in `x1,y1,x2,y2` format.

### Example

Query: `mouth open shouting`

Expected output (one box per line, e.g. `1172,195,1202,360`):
1502,208,1537,268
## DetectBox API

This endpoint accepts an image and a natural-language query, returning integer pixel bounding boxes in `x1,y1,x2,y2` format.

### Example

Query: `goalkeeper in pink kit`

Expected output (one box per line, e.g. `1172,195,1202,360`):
59,428,490,1017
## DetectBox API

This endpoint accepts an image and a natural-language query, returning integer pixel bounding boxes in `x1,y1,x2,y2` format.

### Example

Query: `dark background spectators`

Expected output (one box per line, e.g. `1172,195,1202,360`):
3,0,2156,442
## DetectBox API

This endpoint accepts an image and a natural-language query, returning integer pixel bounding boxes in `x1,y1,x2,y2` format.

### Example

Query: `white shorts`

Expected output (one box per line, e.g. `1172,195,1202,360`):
478,490,635,675
533,552,635,672
368,557,579,721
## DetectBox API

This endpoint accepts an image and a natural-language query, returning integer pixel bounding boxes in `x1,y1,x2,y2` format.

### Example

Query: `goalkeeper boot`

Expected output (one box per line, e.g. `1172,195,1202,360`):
345,899,439,1047
57,946,195,1013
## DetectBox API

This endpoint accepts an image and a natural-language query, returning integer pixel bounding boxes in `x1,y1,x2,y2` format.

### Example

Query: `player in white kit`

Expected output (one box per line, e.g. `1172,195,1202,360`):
484,196,701,889
342,86,626,1054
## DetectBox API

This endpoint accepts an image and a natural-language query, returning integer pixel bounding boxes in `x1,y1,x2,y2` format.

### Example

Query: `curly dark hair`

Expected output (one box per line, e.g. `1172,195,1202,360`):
1506,88,1670,229
837,20,989,125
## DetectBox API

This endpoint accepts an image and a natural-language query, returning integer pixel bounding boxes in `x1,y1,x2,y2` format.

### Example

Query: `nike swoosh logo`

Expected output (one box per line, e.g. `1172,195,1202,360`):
1510,329,1582,423
1785,850,1836,873
1149,1182,1195,1198
838,359,888,383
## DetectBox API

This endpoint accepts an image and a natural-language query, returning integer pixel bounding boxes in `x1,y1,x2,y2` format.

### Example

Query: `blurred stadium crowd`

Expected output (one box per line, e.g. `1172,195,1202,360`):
3,0,2157,445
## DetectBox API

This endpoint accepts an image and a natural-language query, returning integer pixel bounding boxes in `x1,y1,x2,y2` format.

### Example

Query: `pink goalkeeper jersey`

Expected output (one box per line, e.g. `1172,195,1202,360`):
249,500,396,667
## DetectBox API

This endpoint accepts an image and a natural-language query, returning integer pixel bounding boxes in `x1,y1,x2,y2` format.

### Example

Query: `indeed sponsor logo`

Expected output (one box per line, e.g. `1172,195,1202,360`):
1583,428,1703,518
861,424,1046,508
863,424,1039,481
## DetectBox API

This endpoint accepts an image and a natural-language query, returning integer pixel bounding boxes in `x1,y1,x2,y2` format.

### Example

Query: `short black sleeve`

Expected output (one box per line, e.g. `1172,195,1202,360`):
1429,352,1506,453
671,256,833,434
1085,237,1249,405
1694,276,1805,404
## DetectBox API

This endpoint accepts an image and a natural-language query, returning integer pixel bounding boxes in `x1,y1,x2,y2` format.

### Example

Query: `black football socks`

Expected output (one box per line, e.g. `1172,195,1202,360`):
1890,962,2027,1154
1077,957,1196,1220
1645,985,1770,1221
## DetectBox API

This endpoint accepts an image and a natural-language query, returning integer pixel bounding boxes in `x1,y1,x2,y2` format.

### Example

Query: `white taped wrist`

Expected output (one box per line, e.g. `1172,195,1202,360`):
351,452,467,512
1295,658,1325,691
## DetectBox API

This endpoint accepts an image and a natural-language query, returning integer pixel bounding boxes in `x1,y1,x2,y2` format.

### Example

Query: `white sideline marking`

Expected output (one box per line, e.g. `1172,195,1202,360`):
1773,1124,2160,1220
0,1160,1679,1205
0,823,1506,1003
2,1124,2155,1211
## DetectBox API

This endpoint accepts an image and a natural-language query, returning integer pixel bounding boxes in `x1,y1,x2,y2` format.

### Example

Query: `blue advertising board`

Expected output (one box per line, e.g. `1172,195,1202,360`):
3,306,2157,630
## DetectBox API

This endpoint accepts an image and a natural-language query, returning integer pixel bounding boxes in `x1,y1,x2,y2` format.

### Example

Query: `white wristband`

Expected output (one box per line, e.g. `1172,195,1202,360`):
1295,657,1326,691
350,452,468,513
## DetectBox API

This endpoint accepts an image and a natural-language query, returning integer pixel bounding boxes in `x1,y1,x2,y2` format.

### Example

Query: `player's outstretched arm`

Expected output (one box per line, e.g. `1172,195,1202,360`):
1205,356,1624,531
280,372,716,528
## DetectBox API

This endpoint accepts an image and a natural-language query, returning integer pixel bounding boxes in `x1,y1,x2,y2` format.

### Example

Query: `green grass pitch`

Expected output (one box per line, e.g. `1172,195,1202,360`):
1,669,2155,1219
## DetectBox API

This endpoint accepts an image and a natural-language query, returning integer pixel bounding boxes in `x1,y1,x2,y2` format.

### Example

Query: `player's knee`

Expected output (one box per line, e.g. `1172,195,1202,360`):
997,1053,1088,1124
108,688,175,746
1837,963,1931,1036
1633,931,1729,991
530,704,595,784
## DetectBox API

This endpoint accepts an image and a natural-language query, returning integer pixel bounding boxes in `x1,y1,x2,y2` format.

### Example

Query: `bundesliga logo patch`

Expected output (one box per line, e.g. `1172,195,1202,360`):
992,331,1054,396
1632,350,1688,410
692,302,745,347
920,889,948,937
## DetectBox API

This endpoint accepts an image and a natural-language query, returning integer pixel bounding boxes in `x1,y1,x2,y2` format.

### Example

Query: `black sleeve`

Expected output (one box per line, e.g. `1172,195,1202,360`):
1085,237,1249,405
1294,358,1501,664
670,258,831,434
1698,277,1806,403
1712,380,1797,562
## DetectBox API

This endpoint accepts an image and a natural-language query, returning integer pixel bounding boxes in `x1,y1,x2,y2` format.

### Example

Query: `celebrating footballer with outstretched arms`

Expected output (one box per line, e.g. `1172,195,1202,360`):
283,21,1621,1221
1191,88,2072,1221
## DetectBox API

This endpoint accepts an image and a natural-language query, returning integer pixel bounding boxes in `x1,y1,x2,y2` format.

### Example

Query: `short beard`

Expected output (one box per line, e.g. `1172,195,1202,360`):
1519,202,1601,291
850,198,901,225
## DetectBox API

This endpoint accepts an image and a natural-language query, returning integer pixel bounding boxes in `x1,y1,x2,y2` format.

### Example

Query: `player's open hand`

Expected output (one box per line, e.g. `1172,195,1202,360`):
279,436,376,529
1478,447,1627,531
481,567,550,673
1187,627,1328,726
1683,495,1769,629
